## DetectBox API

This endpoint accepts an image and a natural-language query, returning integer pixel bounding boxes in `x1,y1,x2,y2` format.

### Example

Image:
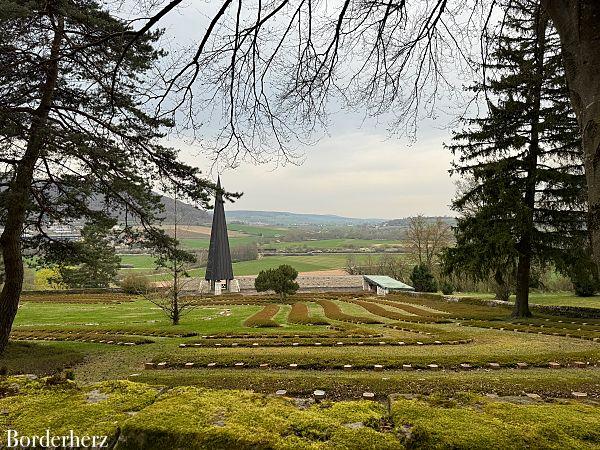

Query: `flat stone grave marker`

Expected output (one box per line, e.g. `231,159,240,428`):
259,363,269,368
185,363,194,368
313,390,326,399
289,364,298,369
234,362,245,368
402,364,412,370
488,362,500,369
574,361,586,368
427,364,439,370
362,392,375,399
144,362,155,370
252,343,259,347
207,362,217,368
416,342,424,345
373,364,384,371
548,362,560,369
572,392,588,398
194,343,202,347
157,362,167,369
179,343,187,348
516,363,528,369
460,363,472,370
525,393,541,400
275,389,287,396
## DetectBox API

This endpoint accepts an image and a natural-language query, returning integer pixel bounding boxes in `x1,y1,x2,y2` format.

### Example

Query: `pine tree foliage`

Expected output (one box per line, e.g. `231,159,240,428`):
0,0,222,351
443,0,588,314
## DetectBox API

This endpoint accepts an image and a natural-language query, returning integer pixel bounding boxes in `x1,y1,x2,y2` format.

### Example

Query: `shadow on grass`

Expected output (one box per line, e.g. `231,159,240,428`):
0,342,85,375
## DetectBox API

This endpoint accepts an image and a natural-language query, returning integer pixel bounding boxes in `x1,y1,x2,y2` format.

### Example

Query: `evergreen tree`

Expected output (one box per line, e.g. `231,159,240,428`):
255,265,300,300
40,221,120,288
0,1,220,352
410,264,438,293
443,0,588,316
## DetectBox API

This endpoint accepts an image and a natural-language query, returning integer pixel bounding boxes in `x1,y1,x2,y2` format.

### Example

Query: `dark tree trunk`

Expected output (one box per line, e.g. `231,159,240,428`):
543,0,600,273
0,15,63,353
513,6,548,318
493,270,510,302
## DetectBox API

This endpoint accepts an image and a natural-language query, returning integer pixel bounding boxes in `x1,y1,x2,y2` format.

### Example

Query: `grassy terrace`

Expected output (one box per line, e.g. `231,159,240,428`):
456,292,600,309
2,291,600,447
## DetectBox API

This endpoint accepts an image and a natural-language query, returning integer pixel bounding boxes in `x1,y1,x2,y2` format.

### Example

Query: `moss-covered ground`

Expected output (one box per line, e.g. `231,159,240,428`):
1,291,600,447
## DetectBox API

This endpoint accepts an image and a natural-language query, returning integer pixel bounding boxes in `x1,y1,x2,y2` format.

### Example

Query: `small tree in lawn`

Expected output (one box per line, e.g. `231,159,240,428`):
410,264,438,293
141,195,201,325
255,265,299,300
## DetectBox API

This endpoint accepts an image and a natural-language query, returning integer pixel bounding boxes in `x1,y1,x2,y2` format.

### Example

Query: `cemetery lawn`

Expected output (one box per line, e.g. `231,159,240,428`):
2,291,600,448
456,292,600,309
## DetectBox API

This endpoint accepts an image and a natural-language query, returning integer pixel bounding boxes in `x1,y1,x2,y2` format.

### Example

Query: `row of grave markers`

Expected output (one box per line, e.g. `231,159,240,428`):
144,360,590,371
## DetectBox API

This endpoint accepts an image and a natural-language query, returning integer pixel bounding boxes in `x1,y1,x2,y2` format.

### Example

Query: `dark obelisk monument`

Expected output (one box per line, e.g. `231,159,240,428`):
205,177,236,295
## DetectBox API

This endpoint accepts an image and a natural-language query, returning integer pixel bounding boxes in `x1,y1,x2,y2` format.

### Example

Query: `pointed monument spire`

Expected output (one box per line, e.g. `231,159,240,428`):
205,176,234,282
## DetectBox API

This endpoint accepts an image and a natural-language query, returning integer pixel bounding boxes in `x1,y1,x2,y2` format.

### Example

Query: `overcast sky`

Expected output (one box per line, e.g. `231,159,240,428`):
144,1,483,220
172,125,456,220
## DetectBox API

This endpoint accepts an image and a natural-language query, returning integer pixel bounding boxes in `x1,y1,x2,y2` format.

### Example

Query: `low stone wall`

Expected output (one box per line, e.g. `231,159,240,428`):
236,275,364,293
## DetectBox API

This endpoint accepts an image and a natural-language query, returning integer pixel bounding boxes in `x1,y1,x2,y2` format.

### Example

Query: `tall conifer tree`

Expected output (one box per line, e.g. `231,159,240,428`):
443,0,588,316
0,1,218,352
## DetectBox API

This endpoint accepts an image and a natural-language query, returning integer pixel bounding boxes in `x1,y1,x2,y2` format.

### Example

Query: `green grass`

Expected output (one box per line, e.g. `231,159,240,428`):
263,238,403,250
179,236,259,249
5,291,600,447
135,367,600,399
456,292,600,309
148,254,360,280
119,254,158,269
2,377,599,449
390,392,600,449
227,224,289,237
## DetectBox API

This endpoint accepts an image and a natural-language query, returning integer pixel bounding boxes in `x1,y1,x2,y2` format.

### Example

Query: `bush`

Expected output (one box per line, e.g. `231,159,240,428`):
440,281,454,295
316,299,381,324
574,279,596,297
287,302,329,325
120,273,150,294
255,265,299,300
243,304,280,327
410,264,438,293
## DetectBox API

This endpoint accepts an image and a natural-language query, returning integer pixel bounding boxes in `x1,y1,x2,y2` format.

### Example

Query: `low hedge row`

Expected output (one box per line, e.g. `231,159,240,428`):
12,326,197,338
10,330,153,345
463,320,600,341
152,347,600,370
287,302,329,325
243,305,281,328
315,300,382,324
181,336,462,348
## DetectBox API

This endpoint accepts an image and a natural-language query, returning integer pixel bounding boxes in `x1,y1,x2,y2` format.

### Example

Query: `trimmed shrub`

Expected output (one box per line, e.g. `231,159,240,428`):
410,264,438,293
287,302,329,325
121,273,150,295
316,300,382,324
243,305,281,327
